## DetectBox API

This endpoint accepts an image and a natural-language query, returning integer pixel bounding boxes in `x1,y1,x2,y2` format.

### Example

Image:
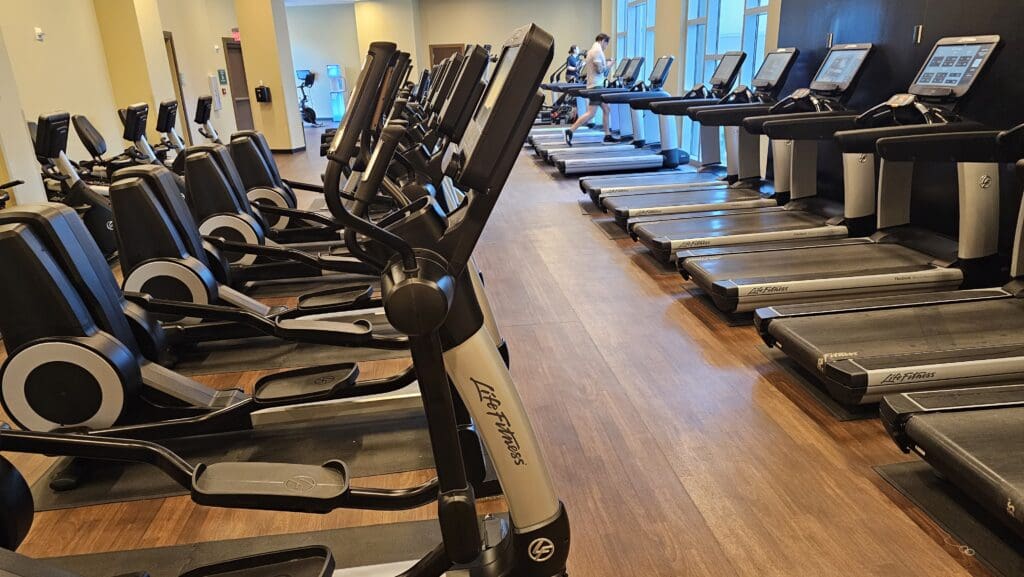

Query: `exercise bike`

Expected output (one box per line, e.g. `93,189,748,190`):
297,70,320,126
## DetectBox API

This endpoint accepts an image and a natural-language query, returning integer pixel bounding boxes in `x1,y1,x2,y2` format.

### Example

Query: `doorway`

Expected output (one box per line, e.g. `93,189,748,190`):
163,31,192,145
223,38,254,131
429,43,464,66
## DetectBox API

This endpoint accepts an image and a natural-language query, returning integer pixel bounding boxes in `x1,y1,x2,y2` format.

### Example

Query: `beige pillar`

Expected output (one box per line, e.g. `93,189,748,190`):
655,0,685,95
234,0,304,151
354,0,423,69
766,0,782,51
0,28,46,203
93,0,176,143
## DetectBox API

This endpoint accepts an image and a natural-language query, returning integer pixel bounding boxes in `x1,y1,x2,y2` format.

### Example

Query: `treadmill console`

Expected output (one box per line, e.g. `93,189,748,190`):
750,47,799,91
620,57,645,86
647,55,675,89
908,36,1000,100
808,43,872,95
709,51,746,92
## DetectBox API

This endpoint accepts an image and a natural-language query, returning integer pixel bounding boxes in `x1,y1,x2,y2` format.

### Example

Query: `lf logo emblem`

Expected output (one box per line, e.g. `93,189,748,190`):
284,475,317,492
979,175,992,189
858,154,869,164
106,220,114,231
528,538,555,562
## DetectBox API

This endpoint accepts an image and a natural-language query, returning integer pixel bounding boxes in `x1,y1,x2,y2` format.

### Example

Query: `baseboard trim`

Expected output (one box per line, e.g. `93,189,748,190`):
270,145,307,154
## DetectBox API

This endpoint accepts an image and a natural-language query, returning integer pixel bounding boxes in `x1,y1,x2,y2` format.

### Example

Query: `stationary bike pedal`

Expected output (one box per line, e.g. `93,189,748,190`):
294,284,374,314
179,547,335,577
252,362,360,406
191,460,350,513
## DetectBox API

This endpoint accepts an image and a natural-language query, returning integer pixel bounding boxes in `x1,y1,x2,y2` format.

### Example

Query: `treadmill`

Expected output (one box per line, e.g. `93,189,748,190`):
585,49,798,212
529,58,635,148
881,384,1024,540
627,44,881,263
554,58,687,176
683,36,1001,312
544,56,674,162
608,47,870,230
754,123,1024,406
580,50,752,206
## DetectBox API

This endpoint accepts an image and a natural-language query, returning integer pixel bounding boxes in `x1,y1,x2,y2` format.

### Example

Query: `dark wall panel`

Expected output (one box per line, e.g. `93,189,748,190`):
777,0,1024,246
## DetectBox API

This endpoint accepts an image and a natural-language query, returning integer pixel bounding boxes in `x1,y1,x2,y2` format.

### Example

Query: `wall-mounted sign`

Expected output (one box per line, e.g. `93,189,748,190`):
231,28,240,42
217,69,228,85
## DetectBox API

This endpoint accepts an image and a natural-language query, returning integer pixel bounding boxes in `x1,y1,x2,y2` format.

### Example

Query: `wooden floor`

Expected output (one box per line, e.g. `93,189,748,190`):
4,129,992,576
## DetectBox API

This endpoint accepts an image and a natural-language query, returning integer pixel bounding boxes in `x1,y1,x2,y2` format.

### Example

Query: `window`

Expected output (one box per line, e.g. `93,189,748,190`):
682,0,770,160
615,0,656,80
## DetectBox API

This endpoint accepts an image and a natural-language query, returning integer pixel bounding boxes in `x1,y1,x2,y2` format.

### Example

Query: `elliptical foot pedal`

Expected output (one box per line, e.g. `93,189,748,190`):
179,547,335,577
253,362,360,406
294,284,374,314
192,460,349,513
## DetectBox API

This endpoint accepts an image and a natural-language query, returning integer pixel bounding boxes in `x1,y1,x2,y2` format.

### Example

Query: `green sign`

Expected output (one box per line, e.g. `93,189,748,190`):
218,69,228,85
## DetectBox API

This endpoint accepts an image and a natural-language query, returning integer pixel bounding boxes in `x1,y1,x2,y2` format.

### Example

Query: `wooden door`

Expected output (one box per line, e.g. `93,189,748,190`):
223,39,254,131
163,31,192,145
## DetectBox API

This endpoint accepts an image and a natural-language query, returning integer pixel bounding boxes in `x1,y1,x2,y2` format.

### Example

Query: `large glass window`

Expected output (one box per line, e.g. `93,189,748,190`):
615,0,657,80
682,0,770,160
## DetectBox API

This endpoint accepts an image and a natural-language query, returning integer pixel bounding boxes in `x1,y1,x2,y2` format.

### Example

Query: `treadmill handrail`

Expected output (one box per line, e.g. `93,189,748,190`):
876,123,1024,163
759,111,862,141
690,103,781,125
649,98,721,115
744,110,860,135
833,122,988,153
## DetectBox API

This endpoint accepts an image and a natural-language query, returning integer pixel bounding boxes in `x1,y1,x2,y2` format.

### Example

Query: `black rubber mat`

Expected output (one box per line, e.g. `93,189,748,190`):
30,411,432,511
174,336,408,376
876,461,1024,577
757,345,877,421
47,520,447,577
592,218,629,240
577,198,602,216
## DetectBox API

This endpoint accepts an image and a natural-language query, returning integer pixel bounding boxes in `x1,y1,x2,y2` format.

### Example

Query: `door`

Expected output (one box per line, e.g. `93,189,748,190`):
223,38,254,131
429,43,464,66
163,31,192,145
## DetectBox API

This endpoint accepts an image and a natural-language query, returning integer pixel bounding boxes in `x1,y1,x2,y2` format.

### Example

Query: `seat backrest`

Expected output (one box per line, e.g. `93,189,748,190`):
110,165,211,274
184,143,259,222
0,204,140,355
71,114,107,158
227,131,296,206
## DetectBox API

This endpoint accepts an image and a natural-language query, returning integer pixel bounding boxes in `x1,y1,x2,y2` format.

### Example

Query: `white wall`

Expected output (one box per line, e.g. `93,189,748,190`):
285,3,361,121
0,1,120,161
418,0,602,79
157,0,240,141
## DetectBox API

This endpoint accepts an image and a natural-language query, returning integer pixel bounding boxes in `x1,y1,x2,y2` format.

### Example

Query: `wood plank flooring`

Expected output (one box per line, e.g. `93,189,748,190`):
2,129,994,576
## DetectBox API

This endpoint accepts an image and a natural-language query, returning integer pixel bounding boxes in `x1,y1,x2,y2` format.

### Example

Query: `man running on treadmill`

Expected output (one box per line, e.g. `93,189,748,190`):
565,33,618,146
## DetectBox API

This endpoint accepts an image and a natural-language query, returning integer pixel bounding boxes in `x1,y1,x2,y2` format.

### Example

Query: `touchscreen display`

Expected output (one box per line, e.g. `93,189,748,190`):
753,52,791,83
813,49,869,85
711,54,742,84
916,43,993,87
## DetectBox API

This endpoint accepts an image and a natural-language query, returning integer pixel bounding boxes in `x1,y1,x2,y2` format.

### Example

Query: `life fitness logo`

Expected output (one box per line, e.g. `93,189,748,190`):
528,537,555,562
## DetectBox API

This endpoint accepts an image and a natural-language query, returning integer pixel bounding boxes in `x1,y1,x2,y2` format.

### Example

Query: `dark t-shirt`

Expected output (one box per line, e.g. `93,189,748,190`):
566,54,582,81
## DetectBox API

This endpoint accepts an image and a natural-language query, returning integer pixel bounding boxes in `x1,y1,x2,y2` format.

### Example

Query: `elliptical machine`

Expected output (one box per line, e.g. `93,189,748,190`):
0,27,570,577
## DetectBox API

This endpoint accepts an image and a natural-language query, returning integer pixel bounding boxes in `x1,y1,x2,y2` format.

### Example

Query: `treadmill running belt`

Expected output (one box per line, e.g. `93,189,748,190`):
768,298,1024,402
906,407,1024,536
635,210,829,244
582,170,707,192
603,187,765,213
687,243,938,287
